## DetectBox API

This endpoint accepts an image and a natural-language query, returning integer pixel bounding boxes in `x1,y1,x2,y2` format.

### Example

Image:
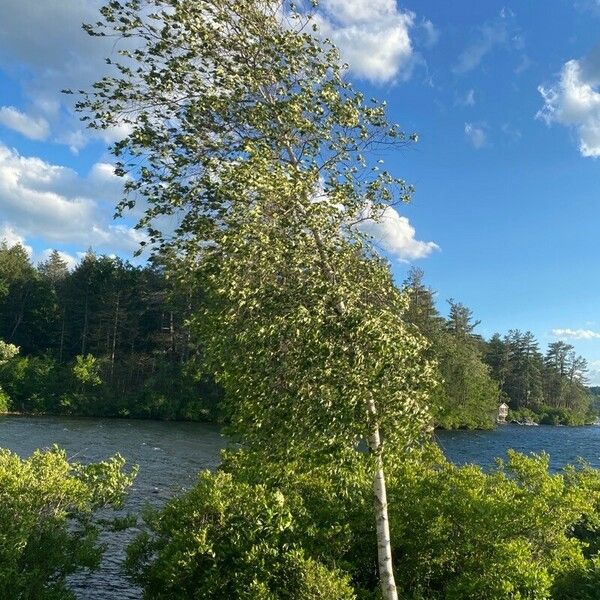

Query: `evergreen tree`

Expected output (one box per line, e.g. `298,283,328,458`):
402,268,444,338
38,250,69,285
485,333,509,392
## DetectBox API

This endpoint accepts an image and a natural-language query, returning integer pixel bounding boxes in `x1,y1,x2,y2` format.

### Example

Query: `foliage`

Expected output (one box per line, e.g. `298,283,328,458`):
485,331,594,424
0,340,18,413
72,354,102,387
77,4,440,597
432,331,498,429
0,341,18,364
126,470,356,600
0,246,219,421
401,269,594,428
0,446,136,599
402,270,497,429
0,352,218,421
388,446,600,599
126,444,600,600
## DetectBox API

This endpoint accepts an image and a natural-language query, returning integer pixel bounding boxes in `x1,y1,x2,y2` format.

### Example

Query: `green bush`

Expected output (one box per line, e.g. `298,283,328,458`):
126,445,600,599
0,355,64,413
0,446,136,599
508,406,540,424
388,446,600,599
126,470,356,599
537,405,592,426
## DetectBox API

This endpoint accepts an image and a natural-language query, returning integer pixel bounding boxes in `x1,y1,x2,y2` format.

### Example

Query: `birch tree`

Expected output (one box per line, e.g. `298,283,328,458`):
77,2,436,597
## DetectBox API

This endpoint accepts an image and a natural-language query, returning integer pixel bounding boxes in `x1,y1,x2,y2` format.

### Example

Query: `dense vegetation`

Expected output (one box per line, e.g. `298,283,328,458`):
0,243,220,420
0,243,593,428
0,446,134,599
404,269,596,427
127,446,600,600
1,1,599,599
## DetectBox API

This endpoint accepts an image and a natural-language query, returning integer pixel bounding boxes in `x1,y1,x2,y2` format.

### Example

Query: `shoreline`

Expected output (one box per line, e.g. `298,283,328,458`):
2,411,597,431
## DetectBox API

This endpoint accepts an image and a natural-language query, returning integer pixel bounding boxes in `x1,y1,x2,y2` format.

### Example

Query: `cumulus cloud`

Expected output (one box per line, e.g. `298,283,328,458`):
314,0,424,83
0,0,123,152
537,45,600,157
0,223,32,256
357,204,439,261
552,328,600,340
0,106,49,140
464,122,487,148
0,143,145,255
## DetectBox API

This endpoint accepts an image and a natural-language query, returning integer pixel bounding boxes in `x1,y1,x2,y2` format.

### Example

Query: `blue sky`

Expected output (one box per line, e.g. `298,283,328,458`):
1,1,600,379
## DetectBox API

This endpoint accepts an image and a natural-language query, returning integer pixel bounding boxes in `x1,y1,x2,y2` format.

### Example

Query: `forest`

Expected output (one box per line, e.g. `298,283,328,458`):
0,243,594,427
0,243,220,420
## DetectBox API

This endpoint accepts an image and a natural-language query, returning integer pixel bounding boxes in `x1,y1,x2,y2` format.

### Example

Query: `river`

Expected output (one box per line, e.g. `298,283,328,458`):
1,416,598,599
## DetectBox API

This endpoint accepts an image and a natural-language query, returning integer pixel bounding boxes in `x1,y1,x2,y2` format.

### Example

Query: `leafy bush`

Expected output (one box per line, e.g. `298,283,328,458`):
0,446,136,599
0,354,64,413
508,406,540,424
0,389,8,413
126,445,600,600
537,405,593,426
388,446,600,599
126,470,356,599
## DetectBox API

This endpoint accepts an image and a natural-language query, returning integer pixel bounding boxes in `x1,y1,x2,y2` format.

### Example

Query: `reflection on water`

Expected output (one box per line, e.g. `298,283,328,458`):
1,417,598,598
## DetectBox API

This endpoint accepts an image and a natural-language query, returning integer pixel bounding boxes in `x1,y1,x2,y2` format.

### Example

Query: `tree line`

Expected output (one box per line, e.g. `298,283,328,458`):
0,243,594,427
404,268,595,427
0,242,219,420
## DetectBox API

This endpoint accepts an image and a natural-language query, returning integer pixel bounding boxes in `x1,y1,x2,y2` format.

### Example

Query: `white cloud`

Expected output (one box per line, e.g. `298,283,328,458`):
515,54,532,75
314,0,424,83
0,0,124,152
357,204,439,261
587,360,600,385
421,19,439,48
464,122,487,148
537,45,600,157
0,106,49,140
0,143,145,255
0,223,32,256
501,122,522,141
454,10,519,74
456,89,476,107
552,328,600,340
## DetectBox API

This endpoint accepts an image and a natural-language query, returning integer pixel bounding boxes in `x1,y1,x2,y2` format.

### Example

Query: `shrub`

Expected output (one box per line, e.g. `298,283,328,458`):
388,446,600,599
126,470,356,600
0,389,8,413
126,444,600,600
0,446,136,599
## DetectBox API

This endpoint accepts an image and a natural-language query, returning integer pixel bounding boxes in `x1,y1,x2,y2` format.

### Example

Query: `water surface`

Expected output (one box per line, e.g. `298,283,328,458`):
436,423,600,470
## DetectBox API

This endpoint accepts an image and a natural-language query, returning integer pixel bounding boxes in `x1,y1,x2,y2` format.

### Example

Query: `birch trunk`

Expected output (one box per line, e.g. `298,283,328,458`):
368,398,398,600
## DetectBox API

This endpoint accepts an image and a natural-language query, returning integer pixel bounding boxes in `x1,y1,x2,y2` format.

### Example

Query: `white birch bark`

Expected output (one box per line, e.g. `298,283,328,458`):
368,398,398,600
